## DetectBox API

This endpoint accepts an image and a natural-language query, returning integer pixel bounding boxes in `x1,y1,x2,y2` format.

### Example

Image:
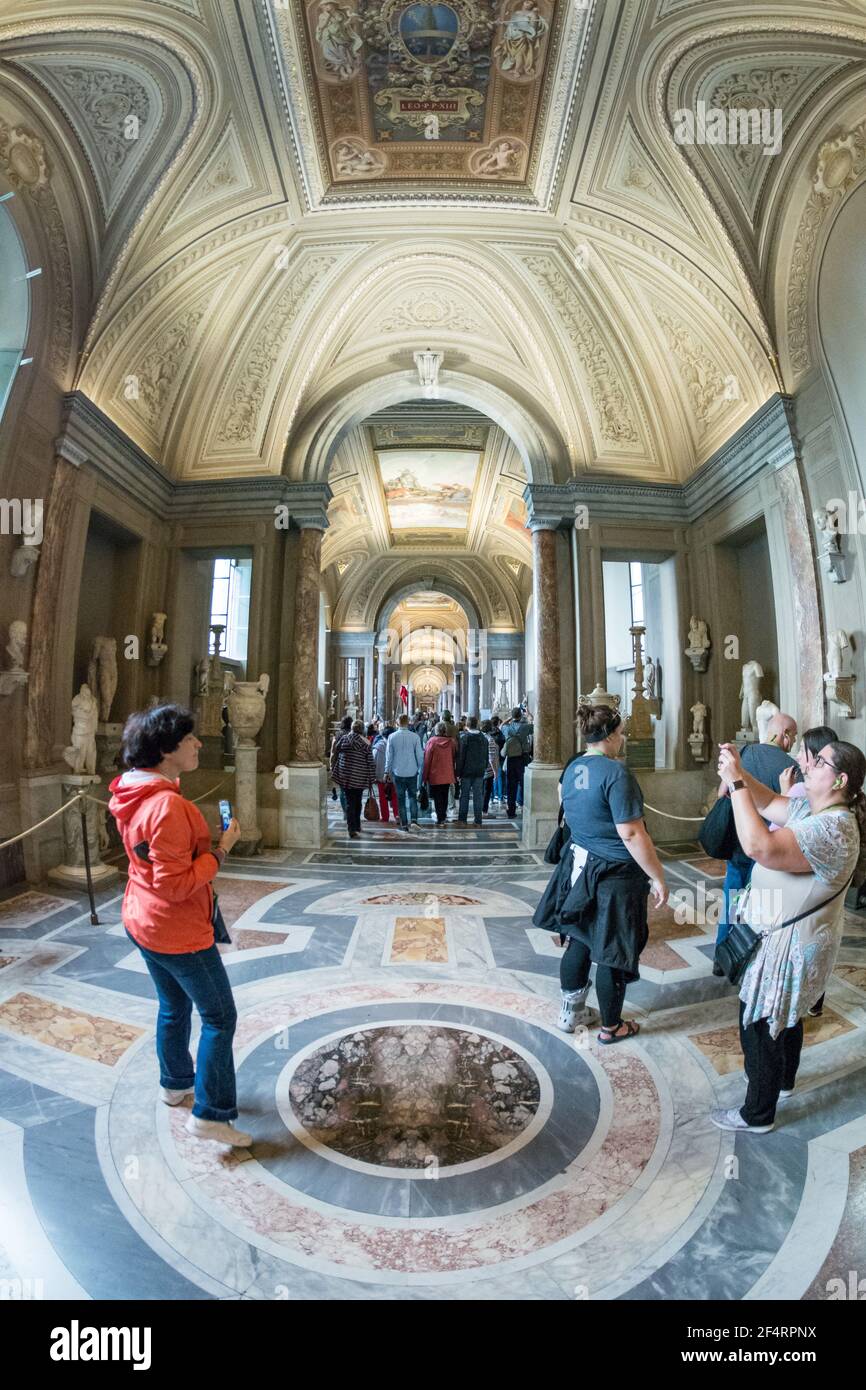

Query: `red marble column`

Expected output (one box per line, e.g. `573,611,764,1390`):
289,526,324,764
774,461,824,730
531,524,562,765
25,456,80,770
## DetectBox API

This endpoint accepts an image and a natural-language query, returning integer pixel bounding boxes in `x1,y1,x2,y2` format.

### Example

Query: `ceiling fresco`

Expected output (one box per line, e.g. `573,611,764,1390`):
377,447,480,529
296,0,562,190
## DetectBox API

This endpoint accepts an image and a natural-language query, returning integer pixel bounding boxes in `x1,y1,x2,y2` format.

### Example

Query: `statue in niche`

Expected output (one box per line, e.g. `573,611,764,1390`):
813,506,842,555
738,660,764,739
146,612,168,668
827,629,850,679
6,620,27,672
690,702,707,740
645,656,656,701
87,636,118,723
63,683,99,775
195,658,209,696
685,615,711,672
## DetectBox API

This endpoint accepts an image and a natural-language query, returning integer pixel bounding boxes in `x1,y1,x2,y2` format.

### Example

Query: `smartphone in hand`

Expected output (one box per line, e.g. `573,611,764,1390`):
219,799,233,832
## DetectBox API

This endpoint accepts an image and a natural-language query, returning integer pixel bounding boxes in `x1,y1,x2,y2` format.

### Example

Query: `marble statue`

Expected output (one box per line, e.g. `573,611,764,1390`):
195,657,209,696
63,684,99,775
329,689,337,715
814,506,842,554
146,612,168,667
6,619,27,672
827,629,850,678
685,615,711,671
756,700,780,744
739,660,764,737
0,620,28,696
645,656,656,701
87,636,118,723
690,702,707,740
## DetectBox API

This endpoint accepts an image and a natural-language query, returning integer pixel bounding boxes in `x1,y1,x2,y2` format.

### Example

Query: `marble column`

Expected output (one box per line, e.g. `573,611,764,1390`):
25,455,80,770
376,643,388,721
530,523,562,765
774,461,824,730
289,527,323,764
522,483,573,849
280,491,330,847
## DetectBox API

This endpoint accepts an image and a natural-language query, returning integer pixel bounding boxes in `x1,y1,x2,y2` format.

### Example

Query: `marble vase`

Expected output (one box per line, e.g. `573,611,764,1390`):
226,676,269,854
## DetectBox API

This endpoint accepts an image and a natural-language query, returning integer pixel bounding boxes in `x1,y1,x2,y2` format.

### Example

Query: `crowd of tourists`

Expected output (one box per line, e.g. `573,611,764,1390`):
107,696,865,1147
328,706,534,837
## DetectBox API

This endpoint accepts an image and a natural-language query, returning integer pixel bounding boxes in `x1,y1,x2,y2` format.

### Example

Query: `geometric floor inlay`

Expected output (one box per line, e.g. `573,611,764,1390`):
689,1005,857,1076
0,990,144,1064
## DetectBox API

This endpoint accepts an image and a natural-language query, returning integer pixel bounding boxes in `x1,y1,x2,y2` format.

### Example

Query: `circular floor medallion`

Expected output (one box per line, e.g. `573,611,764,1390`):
284,1021,542,1171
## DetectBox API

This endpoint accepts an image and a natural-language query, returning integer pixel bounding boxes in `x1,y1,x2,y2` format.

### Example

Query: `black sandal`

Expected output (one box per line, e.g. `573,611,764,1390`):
598,1020,640,1045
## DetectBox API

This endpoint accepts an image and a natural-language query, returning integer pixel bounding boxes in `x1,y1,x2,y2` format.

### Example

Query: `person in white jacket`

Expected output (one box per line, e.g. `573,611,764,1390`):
385,714,424,832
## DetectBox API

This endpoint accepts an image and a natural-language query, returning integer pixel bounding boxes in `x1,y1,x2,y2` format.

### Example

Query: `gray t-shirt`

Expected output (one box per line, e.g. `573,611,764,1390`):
560,754,644,863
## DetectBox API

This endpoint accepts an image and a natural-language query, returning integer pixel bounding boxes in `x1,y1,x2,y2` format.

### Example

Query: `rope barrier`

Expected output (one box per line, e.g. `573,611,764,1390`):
0,791,88,849
642,802,706,822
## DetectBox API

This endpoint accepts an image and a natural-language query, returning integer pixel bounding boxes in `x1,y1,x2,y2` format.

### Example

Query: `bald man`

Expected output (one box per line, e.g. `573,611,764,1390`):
713,711,801,970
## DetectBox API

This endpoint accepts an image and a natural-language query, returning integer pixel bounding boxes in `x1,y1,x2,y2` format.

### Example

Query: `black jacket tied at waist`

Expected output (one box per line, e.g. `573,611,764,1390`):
532,840,650,982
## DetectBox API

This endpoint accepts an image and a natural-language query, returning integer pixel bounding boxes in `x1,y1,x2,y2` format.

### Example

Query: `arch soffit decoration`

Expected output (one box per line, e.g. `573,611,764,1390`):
376,583,479,637
333,558,517,634
0,14,216,359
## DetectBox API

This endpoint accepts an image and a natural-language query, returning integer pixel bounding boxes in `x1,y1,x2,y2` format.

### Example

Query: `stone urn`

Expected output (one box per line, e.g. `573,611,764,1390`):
226,674,269,747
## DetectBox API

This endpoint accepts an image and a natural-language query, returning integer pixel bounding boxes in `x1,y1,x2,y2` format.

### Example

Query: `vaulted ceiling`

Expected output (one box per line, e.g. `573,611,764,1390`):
3,0,866,496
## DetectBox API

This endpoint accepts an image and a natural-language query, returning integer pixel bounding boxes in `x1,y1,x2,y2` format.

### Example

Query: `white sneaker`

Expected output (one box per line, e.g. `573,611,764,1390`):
778,1088,794,1099
709,1107,774,1134
185,1116,253,1147
557,987,590,1033
160,1086,194,1106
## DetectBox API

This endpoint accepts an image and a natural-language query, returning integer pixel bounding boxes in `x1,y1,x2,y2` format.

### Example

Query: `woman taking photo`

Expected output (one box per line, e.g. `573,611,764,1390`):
534,704,668,1041
109,705,250,1147
422,721,457,826
712,738,864,1133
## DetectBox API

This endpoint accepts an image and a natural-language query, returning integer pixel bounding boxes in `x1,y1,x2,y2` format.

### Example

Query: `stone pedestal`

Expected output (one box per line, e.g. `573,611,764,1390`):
233,744,262,856
278,763,327,847
18,773,64,884
96,721,123,776
625,737,655,770
688,734,709,763
521,763,562,851
47,775,119,889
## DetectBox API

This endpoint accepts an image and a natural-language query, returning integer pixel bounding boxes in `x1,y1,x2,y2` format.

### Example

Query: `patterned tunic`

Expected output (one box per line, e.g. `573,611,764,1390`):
739,799,859,1037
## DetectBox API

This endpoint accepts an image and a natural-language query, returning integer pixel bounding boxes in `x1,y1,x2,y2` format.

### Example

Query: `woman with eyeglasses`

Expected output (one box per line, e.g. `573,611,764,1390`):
712,738,866,1134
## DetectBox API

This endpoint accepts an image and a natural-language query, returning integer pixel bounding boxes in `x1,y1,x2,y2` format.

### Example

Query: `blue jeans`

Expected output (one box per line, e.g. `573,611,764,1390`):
129,931,239,1121
717,860,752,945
493,769,503,801
458,775,485,824
394,774,419,826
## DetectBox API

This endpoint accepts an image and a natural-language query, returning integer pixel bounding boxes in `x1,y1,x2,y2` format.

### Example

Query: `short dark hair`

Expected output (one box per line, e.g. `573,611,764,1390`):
467,715,479,729
365,722,377,738
511,707,522,720
340,715,352,731
481,719,492,733
801,725,838,760
122,704,195,769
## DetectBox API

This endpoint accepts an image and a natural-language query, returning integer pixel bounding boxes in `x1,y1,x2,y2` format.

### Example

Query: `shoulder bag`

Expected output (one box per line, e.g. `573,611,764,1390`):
698,795,739,861
714,876,852,986
364,789,380,821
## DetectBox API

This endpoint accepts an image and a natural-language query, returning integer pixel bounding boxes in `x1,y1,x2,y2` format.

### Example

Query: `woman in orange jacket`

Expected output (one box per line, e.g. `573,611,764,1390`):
109,704,250,1147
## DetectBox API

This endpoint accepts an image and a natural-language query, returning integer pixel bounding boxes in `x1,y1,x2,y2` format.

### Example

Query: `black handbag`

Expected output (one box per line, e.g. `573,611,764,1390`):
212,893,231,945
544,806,569,865
418,783,430,811
698,795,740,860
714,878,852,985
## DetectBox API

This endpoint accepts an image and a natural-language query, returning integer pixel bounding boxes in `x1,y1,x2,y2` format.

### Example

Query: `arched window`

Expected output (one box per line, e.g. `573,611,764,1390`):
0,201,31,429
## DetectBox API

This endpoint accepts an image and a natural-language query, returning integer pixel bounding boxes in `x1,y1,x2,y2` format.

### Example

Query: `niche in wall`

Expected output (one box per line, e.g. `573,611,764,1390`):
714,519,780,735
601,552,681,768
74,511,141,721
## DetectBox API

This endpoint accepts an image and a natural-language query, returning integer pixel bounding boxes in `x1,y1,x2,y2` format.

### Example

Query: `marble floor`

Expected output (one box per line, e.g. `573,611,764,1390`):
1,801,866,1301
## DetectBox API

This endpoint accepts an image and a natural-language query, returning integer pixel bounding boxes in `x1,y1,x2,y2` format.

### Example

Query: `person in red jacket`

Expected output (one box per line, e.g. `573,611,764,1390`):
422,721,457,826
109,704,250,1148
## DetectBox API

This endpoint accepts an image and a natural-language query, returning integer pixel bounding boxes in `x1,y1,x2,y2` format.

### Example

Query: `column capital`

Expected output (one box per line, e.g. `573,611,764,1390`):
523,482,574,531
278,481,332,530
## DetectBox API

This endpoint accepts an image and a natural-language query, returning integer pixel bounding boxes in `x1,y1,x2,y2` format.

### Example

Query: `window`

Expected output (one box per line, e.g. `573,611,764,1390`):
629,562,644,625
0,203,31,430
491,658,519,710
209,558,251,662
